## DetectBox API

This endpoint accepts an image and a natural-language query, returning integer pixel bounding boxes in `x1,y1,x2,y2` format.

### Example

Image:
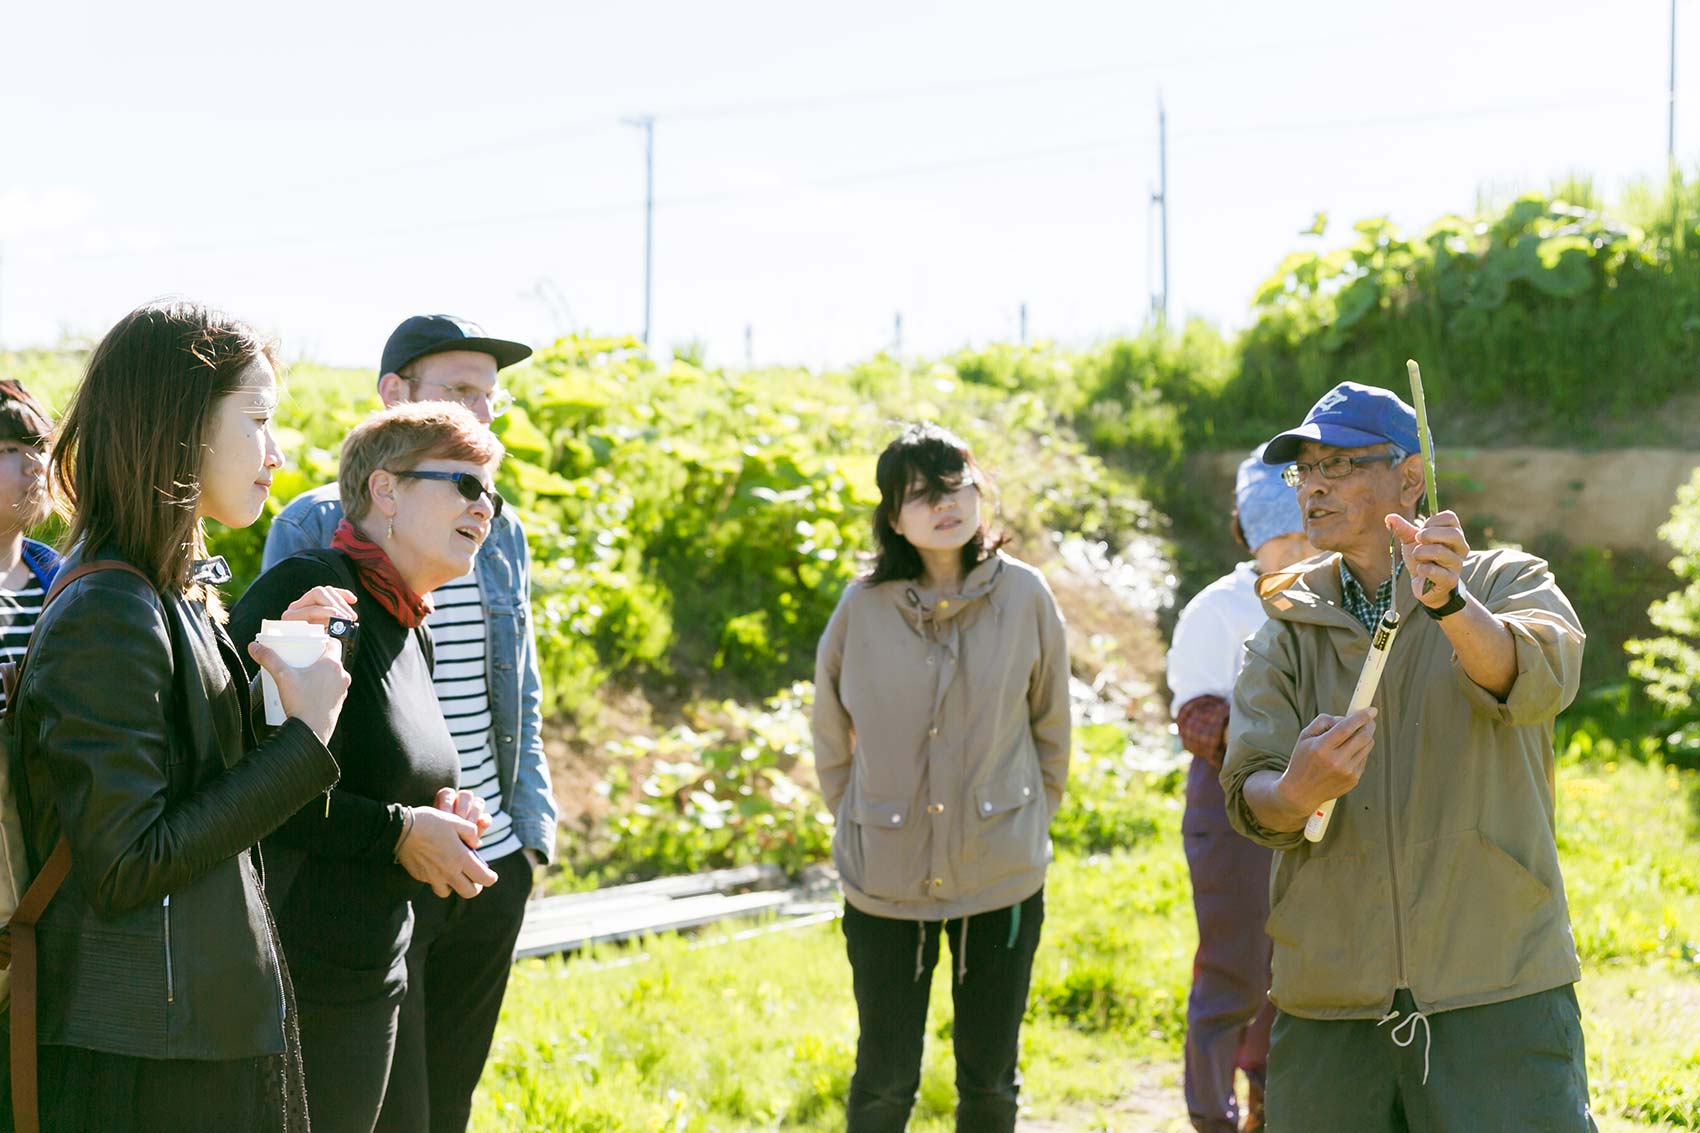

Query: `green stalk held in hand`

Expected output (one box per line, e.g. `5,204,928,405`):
1304,359,1438,843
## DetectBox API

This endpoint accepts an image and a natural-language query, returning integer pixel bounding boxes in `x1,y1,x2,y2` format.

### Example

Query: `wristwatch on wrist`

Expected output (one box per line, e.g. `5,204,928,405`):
1422,584,1468,620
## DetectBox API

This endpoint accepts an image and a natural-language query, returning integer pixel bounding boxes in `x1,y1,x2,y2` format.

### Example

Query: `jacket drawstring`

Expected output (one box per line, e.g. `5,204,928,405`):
1007,903,1021,949
1377,1007,1432,1085
956,915,969,984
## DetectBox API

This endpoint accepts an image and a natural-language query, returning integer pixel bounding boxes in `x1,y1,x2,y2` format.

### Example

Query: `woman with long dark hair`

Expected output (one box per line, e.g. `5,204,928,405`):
12,301,351,1132
812,422,1071,1133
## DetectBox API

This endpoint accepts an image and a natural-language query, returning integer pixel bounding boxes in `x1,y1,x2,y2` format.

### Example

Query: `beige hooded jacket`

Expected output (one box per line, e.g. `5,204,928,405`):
1222,548,1586,1020
812,552,1070,921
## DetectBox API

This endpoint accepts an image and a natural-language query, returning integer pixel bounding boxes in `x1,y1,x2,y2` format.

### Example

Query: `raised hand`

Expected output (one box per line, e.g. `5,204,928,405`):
1387,510,1468,606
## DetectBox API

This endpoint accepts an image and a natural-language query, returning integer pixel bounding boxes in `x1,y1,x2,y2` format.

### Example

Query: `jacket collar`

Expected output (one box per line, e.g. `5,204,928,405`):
892,552,1005,629
1255,550,1422,633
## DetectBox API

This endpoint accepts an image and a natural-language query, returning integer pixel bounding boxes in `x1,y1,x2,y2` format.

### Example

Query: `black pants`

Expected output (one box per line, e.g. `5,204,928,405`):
29,1042,302,1133
841,888,1045,1133
298,994,401,1133
373,849,534,1133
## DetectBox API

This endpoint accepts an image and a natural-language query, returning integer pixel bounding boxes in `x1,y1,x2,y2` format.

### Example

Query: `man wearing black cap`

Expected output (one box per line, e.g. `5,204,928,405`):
265,315,558,1133
1220,382,1596,1131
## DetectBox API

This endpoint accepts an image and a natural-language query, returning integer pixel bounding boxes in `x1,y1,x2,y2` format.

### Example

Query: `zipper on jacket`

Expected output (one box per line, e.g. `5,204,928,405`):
162,895,175,1004
1382,640,1409,989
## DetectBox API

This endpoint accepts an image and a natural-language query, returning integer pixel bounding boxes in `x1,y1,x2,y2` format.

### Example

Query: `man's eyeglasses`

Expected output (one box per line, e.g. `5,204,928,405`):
1281,454,1400,488
407,379,514,418
395,470,505,519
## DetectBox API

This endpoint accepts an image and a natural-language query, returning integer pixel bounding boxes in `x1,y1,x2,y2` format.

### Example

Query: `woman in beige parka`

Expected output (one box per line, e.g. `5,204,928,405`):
812,422,1070,1133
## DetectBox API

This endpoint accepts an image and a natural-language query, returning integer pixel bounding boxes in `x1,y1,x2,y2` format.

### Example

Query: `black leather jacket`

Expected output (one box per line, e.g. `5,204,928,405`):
13,549,340,1060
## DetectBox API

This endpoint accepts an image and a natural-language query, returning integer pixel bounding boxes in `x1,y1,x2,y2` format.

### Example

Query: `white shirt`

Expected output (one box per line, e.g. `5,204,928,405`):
1166,561,1270,714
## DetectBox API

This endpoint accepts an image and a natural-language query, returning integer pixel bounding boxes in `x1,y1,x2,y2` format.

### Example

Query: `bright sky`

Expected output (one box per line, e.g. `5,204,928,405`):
3,1,1692,371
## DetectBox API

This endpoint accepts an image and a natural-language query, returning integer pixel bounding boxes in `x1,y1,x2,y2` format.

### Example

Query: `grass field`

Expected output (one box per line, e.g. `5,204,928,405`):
469,757,1700,1132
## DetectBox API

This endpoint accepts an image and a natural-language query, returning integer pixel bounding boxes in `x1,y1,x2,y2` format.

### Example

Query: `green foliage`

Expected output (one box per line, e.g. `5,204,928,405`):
1048,722,1174,856
1630,470,1700,731
577,684,831,883
1223,183,1700,446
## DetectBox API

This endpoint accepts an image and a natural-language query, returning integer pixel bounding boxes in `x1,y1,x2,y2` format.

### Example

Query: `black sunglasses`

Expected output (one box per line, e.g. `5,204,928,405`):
395,470,504,519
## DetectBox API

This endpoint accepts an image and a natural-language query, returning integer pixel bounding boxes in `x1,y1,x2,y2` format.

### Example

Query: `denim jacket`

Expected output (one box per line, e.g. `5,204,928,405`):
262,485,558,862
21,536,62,589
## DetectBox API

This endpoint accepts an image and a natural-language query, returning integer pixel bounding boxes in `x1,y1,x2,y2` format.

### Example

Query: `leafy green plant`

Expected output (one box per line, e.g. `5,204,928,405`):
576,684,831,881
1627,469,1700,766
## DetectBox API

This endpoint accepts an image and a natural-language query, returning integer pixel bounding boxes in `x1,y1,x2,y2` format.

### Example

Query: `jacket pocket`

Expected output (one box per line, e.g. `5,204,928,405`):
1263,851,1397,1013
1403,830,1557,1001
840,796,920,901
969,770,1046,890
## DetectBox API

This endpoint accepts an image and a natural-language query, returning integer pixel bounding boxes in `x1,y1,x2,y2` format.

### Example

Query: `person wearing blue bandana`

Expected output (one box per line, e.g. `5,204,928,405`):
1167,445,1314,1133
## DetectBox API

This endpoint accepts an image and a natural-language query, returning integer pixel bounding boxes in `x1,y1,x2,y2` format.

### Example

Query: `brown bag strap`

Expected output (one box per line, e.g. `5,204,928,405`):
5,559,151,1133
8,836,69,1133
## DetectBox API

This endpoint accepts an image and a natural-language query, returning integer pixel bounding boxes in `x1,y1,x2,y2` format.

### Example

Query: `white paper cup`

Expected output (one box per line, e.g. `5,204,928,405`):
256,619,329,726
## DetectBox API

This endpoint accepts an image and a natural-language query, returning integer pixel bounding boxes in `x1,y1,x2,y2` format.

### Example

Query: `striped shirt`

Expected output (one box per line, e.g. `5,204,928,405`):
0,579,45,714
426,572,521,864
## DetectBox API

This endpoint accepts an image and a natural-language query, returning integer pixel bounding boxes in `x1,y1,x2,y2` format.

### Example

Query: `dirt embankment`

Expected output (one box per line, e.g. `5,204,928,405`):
1196,448,1700,554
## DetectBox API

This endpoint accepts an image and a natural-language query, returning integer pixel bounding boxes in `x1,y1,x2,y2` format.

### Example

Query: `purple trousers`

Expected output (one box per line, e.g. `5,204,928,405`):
1182,755,1275,1133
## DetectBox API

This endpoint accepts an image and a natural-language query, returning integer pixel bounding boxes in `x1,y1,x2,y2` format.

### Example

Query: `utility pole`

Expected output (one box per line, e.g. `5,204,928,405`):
622,114,656,346
1670,0,1679,171
744,324,753,370
1019,302,1028,345
893,312,903,357
1150,94,1170,327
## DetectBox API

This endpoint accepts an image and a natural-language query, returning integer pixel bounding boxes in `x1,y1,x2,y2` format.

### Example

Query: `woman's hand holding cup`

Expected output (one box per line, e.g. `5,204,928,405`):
248,637,349,746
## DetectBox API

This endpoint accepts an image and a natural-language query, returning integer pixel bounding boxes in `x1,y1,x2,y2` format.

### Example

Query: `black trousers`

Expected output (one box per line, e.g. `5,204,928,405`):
373,849,534,1133
29,1042,302,1133
841,888,1045,1133
298,995,400,1133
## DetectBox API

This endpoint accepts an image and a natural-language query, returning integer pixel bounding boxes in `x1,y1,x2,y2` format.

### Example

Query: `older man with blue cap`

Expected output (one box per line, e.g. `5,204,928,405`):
1220,382,1596,1131
1166,444,1315,1133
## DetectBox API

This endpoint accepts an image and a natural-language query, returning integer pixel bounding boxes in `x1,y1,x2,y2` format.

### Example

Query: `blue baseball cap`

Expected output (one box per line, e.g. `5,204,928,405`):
1261,381,1420,464
1235,444,1304,553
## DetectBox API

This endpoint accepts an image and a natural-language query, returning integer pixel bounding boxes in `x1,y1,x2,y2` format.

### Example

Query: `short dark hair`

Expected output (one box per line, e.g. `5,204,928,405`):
863,422,1008,586
0,381,52,447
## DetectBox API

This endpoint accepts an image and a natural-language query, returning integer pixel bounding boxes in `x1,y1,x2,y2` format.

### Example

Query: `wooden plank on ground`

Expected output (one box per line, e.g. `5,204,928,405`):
547,863,785,905
515,889,797,959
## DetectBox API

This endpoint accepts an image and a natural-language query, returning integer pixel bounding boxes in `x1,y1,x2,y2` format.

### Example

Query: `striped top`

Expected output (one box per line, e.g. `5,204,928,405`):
0,579,45,714
425,572,521,863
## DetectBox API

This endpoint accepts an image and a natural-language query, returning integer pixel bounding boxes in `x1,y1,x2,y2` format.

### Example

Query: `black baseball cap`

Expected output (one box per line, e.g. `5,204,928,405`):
379,314,532,379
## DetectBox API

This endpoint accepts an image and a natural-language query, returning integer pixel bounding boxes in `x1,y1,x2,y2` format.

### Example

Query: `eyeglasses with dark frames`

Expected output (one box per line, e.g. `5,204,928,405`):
394,470,505,518
1280,454,1400,488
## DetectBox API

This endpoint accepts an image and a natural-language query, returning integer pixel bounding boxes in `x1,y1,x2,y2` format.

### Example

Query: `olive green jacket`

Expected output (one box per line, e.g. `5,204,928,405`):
812,552,1071,921
1222,548,1586,1019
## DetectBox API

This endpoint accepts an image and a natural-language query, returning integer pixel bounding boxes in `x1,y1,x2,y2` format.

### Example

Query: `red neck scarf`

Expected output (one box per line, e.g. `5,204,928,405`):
331,520,434,628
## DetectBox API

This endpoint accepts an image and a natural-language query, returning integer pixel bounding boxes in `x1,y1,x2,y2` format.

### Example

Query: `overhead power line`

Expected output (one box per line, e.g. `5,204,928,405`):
26,89,1672,266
